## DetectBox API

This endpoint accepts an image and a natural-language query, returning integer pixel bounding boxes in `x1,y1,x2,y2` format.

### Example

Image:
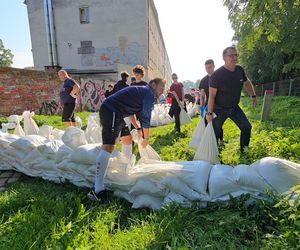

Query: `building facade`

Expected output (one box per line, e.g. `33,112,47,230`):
25,0,172,82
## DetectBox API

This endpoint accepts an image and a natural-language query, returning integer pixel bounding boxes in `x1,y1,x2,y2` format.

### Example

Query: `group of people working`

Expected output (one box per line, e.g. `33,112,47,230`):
58,46,257,202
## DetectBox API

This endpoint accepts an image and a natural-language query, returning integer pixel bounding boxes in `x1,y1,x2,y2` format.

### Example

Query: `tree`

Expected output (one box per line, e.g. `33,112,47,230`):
0,39,13,67
223,0,300,84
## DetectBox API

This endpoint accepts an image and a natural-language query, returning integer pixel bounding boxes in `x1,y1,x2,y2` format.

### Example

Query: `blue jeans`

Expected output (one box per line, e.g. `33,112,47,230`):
212,105,251,151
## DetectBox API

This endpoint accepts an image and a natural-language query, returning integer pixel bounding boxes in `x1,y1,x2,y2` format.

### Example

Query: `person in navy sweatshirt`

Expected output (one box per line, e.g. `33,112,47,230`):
88,78,166,202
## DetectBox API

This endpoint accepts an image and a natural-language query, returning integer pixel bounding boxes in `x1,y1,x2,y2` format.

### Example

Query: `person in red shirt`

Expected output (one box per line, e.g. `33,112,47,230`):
168,73,186,133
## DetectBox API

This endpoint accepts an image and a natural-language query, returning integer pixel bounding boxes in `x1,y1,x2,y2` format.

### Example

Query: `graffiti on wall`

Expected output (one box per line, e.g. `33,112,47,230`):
80,79,111,112
80,37,146,67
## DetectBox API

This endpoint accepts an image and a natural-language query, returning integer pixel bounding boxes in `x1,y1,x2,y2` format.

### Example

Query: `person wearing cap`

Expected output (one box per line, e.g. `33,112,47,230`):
206,46,257,152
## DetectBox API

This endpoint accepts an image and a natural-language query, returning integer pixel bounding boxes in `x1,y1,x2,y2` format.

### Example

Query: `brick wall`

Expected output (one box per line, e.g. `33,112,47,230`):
0,67,62,116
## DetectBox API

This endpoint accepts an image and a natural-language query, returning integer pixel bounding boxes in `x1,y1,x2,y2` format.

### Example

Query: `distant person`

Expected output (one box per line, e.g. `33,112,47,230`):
104,84,114,98
58,70,80,127
131,65,148,86
206,46,257,152
112,71,129,94
131,76,136,85
199,59,215,118
88,78,166,202
168,73,186,133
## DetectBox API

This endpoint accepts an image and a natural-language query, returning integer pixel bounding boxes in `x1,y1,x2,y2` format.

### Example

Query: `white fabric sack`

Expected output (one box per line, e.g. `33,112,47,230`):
84,113,102,144
132,194,163,211
38,125,53,139
129,178,166,197
208,164,241,199
179,107,192,125
160,176,203,201
75,116,82,129
138,143,161,161
193,123,220,164
37,140,64,160
8,114,25,136
70,143,102,165
163,192,192,207
51,128,64,140
62,127,87,149
177,160,211,195
233,164,272,192
0,123,16,133
114,190,135,203
251,157,300,193
0,137,11,150
22,111,39,135
189,118,206,149
55,144,73,163
10,135,48,153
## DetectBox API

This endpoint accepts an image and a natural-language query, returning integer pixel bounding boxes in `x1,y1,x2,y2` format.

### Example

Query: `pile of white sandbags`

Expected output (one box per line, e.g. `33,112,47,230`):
150,104,174,127
1,111,300,211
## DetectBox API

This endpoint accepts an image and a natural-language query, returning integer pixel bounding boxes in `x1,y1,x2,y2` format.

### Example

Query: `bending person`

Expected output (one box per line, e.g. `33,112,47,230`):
88,78,166,202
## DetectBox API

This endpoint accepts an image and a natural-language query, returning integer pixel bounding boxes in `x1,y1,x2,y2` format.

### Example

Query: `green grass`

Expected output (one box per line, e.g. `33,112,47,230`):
0,97,300,249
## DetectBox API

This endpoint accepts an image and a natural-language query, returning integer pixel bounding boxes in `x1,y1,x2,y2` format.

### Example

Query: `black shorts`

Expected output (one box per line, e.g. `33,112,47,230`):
120,119,131,137
62,103,75,122
100,105,124,145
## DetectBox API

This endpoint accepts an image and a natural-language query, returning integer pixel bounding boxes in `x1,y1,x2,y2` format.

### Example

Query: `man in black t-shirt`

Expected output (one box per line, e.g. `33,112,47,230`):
206,47,257,151
199,59,214,118
112,71,129,94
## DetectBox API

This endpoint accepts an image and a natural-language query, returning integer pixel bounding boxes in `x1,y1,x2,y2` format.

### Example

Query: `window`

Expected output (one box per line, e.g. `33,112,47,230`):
79,6,90,24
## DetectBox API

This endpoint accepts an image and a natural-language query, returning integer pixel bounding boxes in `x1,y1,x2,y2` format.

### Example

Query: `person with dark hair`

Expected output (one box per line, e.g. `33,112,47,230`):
199,59,215,118
112,71,130,94
131,76,136,85
206,46,257,152
58,70,80,127
104,84,114,98
88,78,166,202
168,73,186,133
131,65,147,86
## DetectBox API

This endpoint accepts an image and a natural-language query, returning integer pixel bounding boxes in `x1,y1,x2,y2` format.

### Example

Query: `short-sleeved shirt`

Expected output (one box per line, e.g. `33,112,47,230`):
209,65,247,108
131,80,148,86
199,75,210,104
59,78,76,104
169,82,184,101
103,85,155,128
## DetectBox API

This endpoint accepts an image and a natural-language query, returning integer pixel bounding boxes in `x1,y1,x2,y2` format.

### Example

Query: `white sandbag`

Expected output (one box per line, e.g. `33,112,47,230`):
10,135,48,153
62,127,87,149
8,114,24,136
114,190,135,203
138,143,161,161
3,146,27,161
23,148,44,164
129,178,166,197
51,128,64,140
208,164,241,199
177,161,211,195
75,116,82,129
85,113,102,144
14,122,25,136
233,164,272,192
0,137,11,150
179,107,192,125
251,157,300,193
189,118,206,149
0,122,16,133
70,143,102,165
55,144,73,163
162,192,192,207
160,176,203,201
37,140,64,159
22,111,39,135
132,194,163,211
193,123,220,164
38,125,53,139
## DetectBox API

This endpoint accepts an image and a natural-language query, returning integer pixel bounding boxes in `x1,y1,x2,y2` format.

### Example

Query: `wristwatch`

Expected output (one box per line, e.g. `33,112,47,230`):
206,112,213,116
137,127,142,131
251,95,257,98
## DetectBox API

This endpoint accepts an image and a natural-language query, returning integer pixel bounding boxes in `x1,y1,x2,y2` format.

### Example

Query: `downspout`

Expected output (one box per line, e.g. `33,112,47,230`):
43,0,54,66
47,0,59,66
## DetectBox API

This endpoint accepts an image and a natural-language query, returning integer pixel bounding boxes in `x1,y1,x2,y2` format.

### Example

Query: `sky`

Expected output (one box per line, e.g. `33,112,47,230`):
0,0,234,82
